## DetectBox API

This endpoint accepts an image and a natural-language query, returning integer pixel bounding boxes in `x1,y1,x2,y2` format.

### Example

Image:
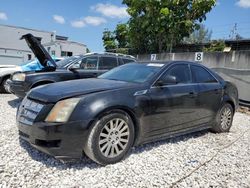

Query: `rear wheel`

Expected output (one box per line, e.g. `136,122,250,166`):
84,110,134,165
211,103,234,133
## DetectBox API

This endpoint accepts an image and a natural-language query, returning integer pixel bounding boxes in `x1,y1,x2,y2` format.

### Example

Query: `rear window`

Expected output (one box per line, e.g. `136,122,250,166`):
191,65,217,83
99,57,118,70
122,58,136,64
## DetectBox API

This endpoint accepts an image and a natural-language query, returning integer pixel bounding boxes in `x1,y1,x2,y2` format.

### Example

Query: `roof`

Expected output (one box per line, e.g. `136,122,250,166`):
85,52,136,59
43,40,86,47
225,39,250,44
139,60,197,64
0,24,54,34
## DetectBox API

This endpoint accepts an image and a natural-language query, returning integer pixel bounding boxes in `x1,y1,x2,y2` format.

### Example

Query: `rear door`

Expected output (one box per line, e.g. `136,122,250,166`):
191,65,223,123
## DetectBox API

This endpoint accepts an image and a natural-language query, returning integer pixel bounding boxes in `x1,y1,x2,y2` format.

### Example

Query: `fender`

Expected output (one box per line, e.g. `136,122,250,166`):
31,80,55,89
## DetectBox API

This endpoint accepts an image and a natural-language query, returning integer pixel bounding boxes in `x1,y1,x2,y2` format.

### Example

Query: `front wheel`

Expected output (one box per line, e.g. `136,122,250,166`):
84,110,135,165
1,78,11,93
211,103,234,133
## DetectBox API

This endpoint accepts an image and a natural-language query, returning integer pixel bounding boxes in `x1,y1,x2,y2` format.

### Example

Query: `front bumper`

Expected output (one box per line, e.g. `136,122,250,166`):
18,120,88,161
17,97,90,161
7,79,29,98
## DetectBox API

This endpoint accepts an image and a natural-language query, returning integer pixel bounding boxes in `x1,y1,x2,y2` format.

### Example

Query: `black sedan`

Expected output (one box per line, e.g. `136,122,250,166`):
17,61,238,165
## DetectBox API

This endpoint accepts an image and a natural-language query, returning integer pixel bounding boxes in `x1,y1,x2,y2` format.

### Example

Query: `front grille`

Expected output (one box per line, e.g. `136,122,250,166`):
18,98,44,125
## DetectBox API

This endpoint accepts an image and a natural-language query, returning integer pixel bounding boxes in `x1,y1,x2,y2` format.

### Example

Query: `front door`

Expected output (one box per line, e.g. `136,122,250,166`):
142,64,199,140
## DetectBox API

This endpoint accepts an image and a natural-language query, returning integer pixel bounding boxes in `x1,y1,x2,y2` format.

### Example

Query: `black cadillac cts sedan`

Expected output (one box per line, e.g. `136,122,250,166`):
17,61,238,165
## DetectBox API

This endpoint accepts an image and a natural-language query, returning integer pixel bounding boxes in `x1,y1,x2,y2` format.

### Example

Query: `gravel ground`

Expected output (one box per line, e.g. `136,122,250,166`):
0,94,250,188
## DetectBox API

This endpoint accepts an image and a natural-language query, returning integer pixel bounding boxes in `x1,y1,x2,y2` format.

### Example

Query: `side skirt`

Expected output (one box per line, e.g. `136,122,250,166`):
136,124,212,146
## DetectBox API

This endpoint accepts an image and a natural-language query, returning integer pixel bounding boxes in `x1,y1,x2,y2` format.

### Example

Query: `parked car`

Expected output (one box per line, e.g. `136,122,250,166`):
8,33,136,98
17,61,238,165
0,57,63,93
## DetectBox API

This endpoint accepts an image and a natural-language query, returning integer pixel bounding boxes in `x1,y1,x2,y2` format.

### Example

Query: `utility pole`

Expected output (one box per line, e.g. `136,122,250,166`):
229,23,237,40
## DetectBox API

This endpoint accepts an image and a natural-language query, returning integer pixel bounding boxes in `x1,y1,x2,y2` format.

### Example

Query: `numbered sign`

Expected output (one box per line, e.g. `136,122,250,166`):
195,52,203,62
151,54,157,61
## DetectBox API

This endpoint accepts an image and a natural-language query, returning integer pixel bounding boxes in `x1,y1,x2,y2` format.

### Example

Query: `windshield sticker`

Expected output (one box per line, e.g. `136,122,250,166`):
147,63,164,67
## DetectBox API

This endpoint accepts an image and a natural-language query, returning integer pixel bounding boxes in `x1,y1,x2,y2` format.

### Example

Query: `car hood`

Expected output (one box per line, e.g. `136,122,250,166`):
28,78,135,103
20,34,56,68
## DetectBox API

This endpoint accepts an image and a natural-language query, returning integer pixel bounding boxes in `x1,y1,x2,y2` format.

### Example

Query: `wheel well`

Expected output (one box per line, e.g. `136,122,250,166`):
31,81,54,88
225,100,235,113
90,107,140,146
0,75,10,85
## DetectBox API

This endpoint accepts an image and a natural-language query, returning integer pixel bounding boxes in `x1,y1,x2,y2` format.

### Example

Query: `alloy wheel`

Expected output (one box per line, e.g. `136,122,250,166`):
3,79,10,93
220,106,232,130
99,118,130,158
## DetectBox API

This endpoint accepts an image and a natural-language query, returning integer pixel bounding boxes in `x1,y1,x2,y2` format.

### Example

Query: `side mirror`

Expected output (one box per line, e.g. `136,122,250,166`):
69,63,80,71
164,75,177,85
155,75,177,87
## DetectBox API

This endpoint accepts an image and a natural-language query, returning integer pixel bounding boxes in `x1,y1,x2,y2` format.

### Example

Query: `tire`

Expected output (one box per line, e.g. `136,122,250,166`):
84,110,135,165
0,78,11,93
211,103,234,133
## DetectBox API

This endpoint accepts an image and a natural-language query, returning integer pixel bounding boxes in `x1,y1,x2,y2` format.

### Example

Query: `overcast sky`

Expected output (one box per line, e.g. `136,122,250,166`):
0,0,250,52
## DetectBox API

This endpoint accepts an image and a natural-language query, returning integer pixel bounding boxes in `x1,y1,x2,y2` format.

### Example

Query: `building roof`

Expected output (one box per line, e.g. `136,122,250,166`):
0,24,54,34
43,40,86,47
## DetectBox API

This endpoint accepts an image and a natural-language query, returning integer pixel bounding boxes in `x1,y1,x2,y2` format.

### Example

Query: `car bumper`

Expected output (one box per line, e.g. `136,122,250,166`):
18,120,89,161
7,80,29,98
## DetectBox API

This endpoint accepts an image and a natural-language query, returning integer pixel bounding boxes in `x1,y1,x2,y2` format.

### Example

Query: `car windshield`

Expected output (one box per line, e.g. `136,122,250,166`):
56,56,80,68
99,63,163,83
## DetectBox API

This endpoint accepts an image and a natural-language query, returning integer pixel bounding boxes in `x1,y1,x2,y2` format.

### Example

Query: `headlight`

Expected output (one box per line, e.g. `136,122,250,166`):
12,73,26,81
45,98,80,123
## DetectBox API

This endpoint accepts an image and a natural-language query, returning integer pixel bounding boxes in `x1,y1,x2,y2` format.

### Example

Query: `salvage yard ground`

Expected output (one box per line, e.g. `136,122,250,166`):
0,94,250,187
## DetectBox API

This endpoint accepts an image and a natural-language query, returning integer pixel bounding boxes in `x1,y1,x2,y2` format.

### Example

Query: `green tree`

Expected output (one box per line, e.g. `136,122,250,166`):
123,0,216,53
204,40,225,52
115,23,130,48
102,29,117,51
183,24,212,44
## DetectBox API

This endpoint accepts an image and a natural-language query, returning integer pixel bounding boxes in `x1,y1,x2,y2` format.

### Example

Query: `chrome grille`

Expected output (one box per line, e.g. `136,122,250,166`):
18,98,44,125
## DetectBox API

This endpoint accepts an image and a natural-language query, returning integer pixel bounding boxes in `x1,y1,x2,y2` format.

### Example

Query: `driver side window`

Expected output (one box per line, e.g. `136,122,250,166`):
161,64,191,85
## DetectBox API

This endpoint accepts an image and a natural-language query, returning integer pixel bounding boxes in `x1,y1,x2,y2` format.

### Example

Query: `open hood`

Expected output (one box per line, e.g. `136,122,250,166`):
20,33,57,69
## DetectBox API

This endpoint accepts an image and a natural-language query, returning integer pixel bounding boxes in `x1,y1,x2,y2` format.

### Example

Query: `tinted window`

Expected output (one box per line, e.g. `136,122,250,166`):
122,58,136,64
80,56,98,70
99,57,118,70
162,64,191,84
99,63,162,83
118,58,124,66
191,65,217,83
56,56,80,68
